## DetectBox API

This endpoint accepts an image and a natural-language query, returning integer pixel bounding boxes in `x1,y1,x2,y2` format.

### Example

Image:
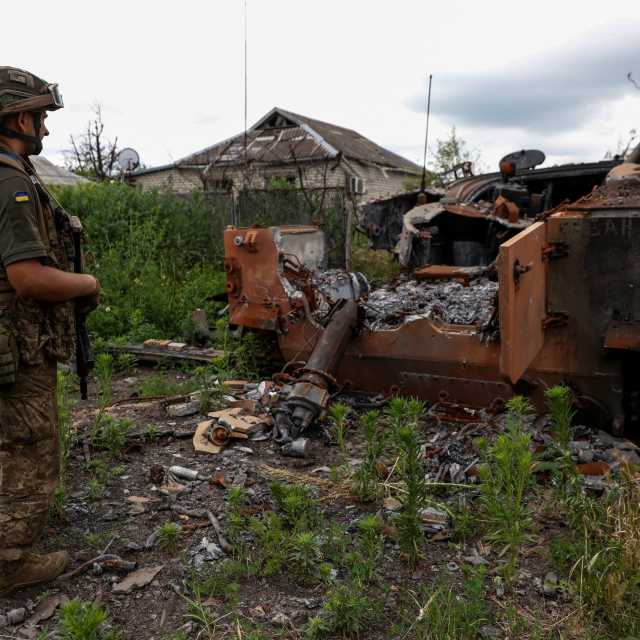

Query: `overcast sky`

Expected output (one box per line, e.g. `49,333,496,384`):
8,0,640,173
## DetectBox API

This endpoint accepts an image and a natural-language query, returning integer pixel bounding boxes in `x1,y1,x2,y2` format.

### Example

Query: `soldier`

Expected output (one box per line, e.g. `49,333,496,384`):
0,67,100,595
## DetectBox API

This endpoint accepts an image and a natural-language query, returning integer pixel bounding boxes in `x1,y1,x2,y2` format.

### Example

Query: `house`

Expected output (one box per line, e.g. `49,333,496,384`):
130,108,421,202
30,156,89,187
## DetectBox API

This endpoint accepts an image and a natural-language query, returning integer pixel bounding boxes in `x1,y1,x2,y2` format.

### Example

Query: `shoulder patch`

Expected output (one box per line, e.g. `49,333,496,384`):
14,191,31,203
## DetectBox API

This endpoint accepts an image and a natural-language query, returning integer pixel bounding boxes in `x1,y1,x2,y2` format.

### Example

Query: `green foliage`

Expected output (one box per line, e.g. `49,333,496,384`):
137,371,199,398
352,410,385,501
249,511,288,576
431,126,479,180
350,231,400,286
269,481,320,531
544,385,575,448
329,402,351,462
95,353,114,407
479,396,533,570
189,559,245,604
555,469,640,637
387,399,427,565
305,582,375,638
349,515,384,583
57,600,120,640
54,371,75,517
155,521,182,554
288,530,323,581
87,477,104,501
90,415,132,458
54,182,227,345
113,351,136,373
412,566,489,640
395,421,426,565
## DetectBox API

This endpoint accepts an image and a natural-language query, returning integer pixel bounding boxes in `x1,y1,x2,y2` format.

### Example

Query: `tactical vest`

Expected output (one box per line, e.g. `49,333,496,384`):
0,151,75,375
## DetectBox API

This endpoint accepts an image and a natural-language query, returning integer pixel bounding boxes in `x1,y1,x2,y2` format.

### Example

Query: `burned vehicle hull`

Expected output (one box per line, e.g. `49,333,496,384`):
361,157,622,270
224,165,640,435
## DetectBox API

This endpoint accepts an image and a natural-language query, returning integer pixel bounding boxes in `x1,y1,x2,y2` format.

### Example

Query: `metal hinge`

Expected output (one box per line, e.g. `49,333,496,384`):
542,312,569,329
542,242,569,261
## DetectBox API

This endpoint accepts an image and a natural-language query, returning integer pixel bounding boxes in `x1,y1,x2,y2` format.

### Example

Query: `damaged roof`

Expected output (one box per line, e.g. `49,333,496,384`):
135,108,421,177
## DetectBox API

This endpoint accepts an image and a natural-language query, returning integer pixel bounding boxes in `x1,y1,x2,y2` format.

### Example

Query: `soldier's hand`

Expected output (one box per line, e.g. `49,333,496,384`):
75,276,100,315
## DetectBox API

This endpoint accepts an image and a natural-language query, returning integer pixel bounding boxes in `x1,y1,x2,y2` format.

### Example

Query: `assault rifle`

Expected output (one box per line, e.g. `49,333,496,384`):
69,216,94,400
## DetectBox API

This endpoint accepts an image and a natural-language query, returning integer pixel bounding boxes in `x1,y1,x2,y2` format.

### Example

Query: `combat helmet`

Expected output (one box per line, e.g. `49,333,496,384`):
0,66,63,154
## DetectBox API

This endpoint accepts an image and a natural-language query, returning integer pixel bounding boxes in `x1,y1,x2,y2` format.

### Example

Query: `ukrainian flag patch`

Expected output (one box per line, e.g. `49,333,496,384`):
14,191,30,203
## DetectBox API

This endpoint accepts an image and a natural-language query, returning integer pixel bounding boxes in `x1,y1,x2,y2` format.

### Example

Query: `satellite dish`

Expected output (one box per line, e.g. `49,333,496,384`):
500,149,545,172
117,147,140,172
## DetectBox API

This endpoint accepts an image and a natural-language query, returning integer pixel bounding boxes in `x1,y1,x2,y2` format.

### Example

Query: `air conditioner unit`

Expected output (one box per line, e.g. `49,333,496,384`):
348,175,364,195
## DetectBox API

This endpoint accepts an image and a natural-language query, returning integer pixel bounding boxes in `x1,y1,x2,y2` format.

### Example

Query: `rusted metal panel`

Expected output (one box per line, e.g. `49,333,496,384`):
498,221,547,384
604,322,640,351
414,265,472,286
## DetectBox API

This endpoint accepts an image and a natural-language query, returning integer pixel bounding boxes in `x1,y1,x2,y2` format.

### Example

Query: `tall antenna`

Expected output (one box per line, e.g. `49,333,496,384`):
243,0,248,165
420,74,433,193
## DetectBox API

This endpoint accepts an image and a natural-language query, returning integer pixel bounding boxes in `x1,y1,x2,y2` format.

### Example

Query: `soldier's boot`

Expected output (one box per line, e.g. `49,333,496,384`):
0,551,68,596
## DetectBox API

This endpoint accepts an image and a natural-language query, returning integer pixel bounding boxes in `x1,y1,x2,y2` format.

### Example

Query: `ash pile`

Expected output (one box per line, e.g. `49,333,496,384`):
363,274,498,330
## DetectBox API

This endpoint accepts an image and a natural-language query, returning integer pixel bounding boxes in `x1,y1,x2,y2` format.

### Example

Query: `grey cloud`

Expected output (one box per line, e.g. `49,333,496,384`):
408,29,640,133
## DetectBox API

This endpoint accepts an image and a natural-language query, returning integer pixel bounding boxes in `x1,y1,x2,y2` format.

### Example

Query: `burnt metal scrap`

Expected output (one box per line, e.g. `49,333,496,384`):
273,300,358,443
363,274,498,331
361,152,623,270
224,144,640,438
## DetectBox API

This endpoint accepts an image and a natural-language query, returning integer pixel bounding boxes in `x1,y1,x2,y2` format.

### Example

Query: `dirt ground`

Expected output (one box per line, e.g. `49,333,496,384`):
0,365,629,639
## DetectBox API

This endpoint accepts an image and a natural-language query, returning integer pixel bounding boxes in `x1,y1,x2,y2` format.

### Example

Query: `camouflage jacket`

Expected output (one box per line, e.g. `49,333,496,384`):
0,147,75,366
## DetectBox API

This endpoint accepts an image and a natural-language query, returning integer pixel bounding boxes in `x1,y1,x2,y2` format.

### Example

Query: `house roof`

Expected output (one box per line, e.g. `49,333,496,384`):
133,108,421,177
29,156,89,186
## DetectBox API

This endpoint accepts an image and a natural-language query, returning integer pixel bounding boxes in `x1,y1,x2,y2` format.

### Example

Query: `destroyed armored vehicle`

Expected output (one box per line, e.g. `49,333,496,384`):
362,150,623,269
223,146,640,439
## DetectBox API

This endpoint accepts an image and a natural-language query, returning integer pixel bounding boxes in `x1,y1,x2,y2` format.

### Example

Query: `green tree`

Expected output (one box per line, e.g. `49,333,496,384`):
433,126,472,174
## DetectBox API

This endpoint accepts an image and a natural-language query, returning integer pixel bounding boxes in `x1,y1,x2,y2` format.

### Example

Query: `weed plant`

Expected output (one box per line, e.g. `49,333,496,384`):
269,481,320,531
411,566,489,640
95,352,114,407
544,385,575,448
53,371,75,516
137,371,200,398
328,401,351,464
288,531,323,582
188,559,244,604
248,512,288,576
393,398,427,565
347,515,384,583
56,600,120,640
156,521,182,554
352,410,385,501
555,468,640,637
305,582,375,639
90,415,132,458
479,396,533,574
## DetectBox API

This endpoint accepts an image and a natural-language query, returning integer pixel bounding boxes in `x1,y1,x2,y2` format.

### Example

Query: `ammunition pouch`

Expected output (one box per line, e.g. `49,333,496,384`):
0,319,18,386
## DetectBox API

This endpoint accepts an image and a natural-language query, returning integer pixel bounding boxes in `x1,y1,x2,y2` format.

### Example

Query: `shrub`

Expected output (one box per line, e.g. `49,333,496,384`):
54,183,227,345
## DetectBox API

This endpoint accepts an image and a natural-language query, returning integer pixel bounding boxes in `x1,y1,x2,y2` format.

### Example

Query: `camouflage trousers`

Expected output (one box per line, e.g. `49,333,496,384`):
0,359,58,578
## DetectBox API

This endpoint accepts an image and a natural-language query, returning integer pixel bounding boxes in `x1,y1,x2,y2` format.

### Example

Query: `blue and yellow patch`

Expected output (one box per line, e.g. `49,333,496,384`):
14,191,30,203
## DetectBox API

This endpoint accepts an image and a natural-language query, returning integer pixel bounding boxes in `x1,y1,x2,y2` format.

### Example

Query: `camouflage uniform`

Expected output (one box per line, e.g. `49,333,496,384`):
0,145,75,578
